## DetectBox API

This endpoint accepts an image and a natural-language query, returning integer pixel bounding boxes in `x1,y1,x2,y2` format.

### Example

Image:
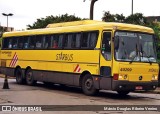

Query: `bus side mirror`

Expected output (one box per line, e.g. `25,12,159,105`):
114,36,119,50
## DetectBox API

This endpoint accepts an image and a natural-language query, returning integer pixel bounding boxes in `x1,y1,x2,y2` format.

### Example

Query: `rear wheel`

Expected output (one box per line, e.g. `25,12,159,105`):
15,68,25,84
117,91,130,96
82,74,98,96
26,69,36,86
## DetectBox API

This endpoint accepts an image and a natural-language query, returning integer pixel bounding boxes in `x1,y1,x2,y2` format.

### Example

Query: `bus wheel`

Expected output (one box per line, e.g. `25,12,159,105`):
26,69,36,86
117,91,130,96
82,74,98,96
15,68,25,84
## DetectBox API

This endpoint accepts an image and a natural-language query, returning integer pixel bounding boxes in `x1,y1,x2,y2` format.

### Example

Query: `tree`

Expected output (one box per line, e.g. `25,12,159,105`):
125,13,148,25
102,11,147,25
102,11,115,22
102,11,125,23
115,14,125,22
27,14,84,29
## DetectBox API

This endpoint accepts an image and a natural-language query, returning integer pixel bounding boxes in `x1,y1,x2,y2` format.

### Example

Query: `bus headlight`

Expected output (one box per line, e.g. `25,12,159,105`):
119,74,128,80
152,75,158,80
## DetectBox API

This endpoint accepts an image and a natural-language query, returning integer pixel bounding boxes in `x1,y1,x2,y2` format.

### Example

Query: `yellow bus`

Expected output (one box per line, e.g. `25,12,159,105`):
0,20,159,95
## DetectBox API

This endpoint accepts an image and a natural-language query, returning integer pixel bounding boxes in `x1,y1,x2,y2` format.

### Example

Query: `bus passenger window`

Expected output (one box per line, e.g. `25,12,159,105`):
18,37,23,49
24,43,28,49
52,35,59,49
12,38,18,49
8,40,12,48
102,32,111,60
36,41,42,48
81,32,89,48
35,35,43,49
44,35,52,49
89,32,98,48
58,35,63,48
75,33,81,48
63,34,72,48
23,37,29,49
53,40,58,48
2,38,9,49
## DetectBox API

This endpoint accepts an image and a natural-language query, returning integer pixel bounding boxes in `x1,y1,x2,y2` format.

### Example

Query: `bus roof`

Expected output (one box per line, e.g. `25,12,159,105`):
3,20,154,37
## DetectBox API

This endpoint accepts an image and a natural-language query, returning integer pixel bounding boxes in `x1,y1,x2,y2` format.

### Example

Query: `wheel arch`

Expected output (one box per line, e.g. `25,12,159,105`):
14,65,21,76
79,70,91,87
25,66,32,76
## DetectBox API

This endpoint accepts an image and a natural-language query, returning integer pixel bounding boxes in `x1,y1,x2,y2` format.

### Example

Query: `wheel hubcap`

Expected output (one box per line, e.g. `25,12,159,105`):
85,79,93,90
27,72,32,81
17,71,21,81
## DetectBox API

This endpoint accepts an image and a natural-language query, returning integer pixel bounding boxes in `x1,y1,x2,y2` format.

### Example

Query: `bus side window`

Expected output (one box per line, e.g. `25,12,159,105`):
23,36,29,49
44,35,51,49
89,32,98,48
64,34,72,48
81,32,90,48
35,35,43,49
81,31,98,49
8,39,12,49
29,36,36,49
18,37,23,49
75,33,81,48
102,32,111,60
71,33,81,49
52,35,58,49
12,37,18,49
58,35,63,48
2,38,9,49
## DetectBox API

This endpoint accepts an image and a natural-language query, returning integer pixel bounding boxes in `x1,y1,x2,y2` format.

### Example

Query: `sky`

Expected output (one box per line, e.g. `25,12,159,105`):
0,0,160,30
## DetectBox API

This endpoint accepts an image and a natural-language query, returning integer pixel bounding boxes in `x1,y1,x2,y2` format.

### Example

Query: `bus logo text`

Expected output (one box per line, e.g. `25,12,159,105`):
148,68,158,72
56,52,73,61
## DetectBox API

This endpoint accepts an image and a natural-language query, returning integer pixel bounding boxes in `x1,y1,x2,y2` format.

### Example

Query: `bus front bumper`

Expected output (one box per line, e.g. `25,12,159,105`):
112,80,158,91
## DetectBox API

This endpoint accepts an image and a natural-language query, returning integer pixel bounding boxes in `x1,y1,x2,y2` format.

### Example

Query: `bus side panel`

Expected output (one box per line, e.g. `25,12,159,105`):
99,77,112,90
0,67,14,77
33,70,80,86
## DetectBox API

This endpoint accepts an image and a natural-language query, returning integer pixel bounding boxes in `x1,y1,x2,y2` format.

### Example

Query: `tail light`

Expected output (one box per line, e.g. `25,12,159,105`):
113,73,119,80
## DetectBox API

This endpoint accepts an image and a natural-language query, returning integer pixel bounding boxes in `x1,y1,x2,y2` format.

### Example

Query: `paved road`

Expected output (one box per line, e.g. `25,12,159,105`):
0,78,160,114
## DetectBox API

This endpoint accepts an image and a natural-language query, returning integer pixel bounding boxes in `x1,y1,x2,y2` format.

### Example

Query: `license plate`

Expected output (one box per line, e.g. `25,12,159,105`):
135,86,143,90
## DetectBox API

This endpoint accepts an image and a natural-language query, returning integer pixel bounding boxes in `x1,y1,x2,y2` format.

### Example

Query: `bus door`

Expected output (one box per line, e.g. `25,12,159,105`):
99,31,112,90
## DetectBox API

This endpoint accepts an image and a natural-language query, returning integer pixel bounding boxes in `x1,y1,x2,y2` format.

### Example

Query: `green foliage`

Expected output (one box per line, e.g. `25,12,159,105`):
27,14,85,29
102,11,116,22
115,14,125,22
125,13,148,25
102,11,147,25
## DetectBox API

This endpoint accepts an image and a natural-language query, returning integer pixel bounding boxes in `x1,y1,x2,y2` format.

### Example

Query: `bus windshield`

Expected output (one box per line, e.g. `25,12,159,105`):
114,31,157,63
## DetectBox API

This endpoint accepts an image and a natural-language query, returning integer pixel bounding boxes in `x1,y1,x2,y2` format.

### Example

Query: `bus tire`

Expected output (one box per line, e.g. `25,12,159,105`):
15,68,25,84
117,91,130,96
26,69,36,86
82,74,98,96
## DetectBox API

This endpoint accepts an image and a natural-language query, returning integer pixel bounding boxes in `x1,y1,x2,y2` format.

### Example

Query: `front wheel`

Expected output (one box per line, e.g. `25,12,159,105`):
26,69,36,86
82,74,98,96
